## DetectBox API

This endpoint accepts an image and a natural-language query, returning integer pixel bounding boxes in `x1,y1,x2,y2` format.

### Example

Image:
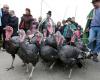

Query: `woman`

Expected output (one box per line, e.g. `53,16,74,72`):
9,10,18,36
63,20,73,45
19,8,33,32
70,25,82,46
55,21,63,34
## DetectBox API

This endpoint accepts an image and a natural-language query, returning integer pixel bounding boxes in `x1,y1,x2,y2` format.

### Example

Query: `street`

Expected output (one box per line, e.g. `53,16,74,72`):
0,51,100,80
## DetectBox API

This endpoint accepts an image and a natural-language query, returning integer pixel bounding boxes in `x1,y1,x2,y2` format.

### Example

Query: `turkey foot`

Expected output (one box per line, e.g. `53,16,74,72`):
6,66,14,71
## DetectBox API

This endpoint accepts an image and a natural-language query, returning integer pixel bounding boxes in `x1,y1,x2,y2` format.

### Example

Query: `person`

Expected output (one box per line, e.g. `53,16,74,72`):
1,4,10,50
71,17,78,28
9,10,18,36
61,19,67,35
63,19,73,45
19,8,33,32
67,18,77,31
71,25,82,46
55,21,63,34
62,20,67,37
38,16,42,23
29,19,38,35
32,18,39,29
39,11,55,37
88,0,100,62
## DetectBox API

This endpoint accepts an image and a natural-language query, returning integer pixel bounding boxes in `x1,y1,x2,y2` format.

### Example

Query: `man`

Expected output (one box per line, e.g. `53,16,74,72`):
88,0,100,62
9,10,18,36
39,11,55,37
71,17,78,29
62,19,67,35
1,4,10,50
38,16,42,23
67,18,77,31
63,19,73,45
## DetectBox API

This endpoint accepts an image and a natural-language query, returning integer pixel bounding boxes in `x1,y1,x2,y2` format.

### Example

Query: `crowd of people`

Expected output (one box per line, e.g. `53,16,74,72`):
0,4,83,50
1,0,100,63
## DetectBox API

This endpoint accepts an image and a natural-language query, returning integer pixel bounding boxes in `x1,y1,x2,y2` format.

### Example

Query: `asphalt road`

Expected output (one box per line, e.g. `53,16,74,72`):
0,51,100,80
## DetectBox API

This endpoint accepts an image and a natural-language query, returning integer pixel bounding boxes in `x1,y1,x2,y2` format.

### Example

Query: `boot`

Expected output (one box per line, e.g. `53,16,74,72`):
93,54,99,62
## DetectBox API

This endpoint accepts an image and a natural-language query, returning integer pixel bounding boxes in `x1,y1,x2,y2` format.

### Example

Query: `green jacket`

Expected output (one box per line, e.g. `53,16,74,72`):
69,23,77,31
83,9,94,45
63,24,73,38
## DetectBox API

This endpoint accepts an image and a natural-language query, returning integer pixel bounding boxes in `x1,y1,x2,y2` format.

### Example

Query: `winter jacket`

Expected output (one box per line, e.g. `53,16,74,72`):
63,25,73,38
9,16,18,36
83,9,94,45
39,18,55,33
19,14,33,32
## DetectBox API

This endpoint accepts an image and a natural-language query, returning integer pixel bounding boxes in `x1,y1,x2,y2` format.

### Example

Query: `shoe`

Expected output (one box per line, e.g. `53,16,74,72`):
93,54,99,62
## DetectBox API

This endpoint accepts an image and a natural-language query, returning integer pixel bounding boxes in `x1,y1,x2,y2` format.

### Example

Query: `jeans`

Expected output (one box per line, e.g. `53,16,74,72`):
88,27,100,54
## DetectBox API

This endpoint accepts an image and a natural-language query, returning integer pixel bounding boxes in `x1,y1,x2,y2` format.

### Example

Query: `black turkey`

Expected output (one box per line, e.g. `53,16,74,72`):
17,30,41,80
58,45,86,79
40,45,58,69
40,31,64,69
45,34,57,49
5,26,20,71
76,41,89,53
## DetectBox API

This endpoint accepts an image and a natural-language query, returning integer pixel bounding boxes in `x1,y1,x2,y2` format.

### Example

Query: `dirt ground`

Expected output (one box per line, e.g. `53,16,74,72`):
0,51,100,80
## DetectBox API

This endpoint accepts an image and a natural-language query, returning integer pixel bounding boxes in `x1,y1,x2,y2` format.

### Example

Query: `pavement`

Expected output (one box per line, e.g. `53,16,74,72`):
0,51,100,80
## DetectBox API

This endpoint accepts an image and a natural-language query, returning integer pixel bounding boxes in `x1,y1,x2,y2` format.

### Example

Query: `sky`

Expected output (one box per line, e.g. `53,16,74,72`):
0,0,93,29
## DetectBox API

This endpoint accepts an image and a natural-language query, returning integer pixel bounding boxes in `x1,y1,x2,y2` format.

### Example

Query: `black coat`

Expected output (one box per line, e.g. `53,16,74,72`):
9,16,18,36
55,26,63,34
19,14,33,31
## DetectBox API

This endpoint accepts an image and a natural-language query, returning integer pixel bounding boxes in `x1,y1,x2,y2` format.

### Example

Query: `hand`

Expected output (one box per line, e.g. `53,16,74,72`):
85,27,89,32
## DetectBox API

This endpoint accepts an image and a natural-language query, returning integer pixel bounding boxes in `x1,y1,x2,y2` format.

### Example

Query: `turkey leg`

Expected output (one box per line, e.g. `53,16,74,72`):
6,54,15,71
28,66,35,80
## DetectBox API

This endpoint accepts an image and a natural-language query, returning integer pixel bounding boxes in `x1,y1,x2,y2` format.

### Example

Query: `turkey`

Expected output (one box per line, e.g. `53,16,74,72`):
40,31,65,69
45,34,57,49
17,29,42,80
58,44,87,79
76,42,89,54
40,45,58,69
5,26,20,71
48,31,87,79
